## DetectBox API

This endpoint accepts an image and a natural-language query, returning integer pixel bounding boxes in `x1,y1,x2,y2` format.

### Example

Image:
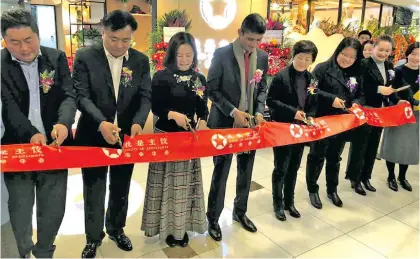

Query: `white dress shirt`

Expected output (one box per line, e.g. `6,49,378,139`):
103,46,129,126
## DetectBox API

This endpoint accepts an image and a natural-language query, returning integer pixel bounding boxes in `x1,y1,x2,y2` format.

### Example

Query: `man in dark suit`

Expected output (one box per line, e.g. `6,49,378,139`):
1,10,77,258
72,10,151,258
347,35,395,193
206,14,268,241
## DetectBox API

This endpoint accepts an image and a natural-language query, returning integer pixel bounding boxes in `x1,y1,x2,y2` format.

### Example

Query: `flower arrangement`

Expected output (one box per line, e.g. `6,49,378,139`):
120,67,133,87
40,70,55,93
318,18,359,37
266,18,285,30
388,69,395,81
147,10,192,74
307,79,318,95
192,78,205,99
258,39,291,78
250,69,263,85
150,42,169,71
346,77,358,92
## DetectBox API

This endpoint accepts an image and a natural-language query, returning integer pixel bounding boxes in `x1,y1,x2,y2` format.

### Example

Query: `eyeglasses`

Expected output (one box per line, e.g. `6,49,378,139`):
340,52,356,61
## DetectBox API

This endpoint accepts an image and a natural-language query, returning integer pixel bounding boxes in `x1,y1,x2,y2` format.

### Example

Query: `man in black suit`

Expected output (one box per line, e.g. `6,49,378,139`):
347,35,395,193
206,14,268,241
73,10,151,258
1,10,77,258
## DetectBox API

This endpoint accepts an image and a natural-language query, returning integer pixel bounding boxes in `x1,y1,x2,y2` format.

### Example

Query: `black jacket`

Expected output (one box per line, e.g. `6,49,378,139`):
1,46,77,145
312,58,365,117
73,45,151,147
267,65,335,123
361,57,394,108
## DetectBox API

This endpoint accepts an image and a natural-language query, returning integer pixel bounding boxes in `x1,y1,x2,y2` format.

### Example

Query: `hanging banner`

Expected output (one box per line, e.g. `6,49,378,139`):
0,103,416,173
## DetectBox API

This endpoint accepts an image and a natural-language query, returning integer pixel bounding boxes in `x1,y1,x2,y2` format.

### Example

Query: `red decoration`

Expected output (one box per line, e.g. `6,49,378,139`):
151,41,168,71
258,39,291,76
0,103,415,173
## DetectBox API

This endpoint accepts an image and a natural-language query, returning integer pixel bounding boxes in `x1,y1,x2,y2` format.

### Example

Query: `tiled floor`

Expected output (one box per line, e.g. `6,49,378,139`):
33,145,420,258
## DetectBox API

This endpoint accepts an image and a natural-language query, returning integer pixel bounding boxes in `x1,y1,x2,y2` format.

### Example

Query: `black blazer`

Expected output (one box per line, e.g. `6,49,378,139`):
313,59,365,117
361,57,394,108
206,44,269,129
267,65,335,123
1,46,77,145
73,45,151,147
390,65,420,107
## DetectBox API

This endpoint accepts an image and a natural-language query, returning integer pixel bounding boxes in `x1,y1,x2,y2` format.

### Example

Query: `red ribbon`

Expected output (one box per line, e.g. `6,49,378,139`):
0,103,416,173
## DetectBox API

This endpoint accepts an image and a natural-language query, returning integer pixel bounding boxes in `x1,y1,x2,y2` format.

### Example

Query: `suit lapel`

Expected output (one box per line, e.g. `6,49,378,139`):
117,56,129,103
368,58,385,85
97,46,116,99
326,65,349,92
384,61,393,85
286,66,298,100
37,53,53,112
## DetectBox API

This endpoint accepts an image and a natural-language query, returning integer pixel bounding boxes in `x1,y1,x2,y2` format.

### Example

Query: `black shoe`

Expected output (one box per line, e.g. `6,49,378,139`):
285,204,301,218
208,221,222,241
327,192,343,207
232,212,257,232
109,234,133,251
274,204,286,221
165,235,177,247
178,233,189,247
81,241,102,258
362,180,376,192
388,179,398,192
398,178,412,192
351,181,367,196
309,192,322,209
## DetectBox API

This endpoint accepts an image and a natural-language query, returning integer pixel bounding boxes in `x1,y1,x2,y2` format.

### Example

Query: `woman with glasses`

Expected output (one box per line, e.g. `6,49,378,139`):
305,37,369,209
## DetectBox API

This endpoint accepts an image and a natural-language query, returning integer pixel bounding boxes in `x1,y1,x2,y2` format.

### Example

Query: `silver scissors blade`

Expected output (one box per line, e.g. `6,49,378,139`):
185,118,198,140
53,128,61,152
113,130,123,148
394,85,411,93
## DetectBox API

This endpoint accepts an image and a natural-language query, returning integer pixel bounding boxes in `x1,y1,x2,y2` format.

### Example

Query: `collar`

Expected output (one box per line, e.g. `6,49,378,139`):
371,56,384,65
11,49,42,64
103,45,129,60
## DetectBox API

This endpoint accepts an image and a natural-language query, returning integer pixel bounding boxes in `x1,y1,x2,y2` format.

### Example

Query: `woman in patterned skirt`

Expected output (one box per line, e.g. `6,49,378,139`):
380,42,419,192
141,32,208,247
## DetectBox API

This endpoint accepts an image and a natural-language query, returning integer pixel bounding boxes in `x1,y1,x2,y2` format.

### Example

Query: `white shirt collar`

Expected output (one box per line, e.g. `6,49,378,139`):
103,45,129,60
11,49,42,64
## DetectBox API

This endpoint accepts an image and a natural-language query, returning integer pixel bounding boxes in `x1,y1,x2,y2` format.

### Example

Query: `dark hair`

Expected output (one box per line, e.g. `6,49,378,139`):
374,34,394,47
1,9,39,37
240,13,266,34
101,10,137,32
163,32,198,71
358,30,372,39
292,40,318,62
362,40,374,49
405,42,419,58
331,37,363,74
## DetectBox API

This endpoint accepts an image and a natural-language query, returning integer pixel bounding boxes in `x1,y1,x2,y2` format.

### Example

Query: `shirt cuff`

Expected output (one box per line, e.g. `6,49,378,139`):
230,108,237,117
377,86,381,93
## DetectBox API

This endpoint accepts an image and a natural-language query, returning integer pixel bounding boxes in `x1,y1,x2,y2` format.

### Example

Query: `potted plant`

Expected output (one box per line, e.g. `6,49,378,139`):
73,28,101,48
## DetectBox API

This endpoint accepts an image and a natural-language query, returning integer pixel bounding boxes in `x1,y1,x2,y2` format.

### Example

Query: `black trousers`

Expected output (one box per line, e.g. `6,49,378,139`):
306,125,369,193
4,170,67,258
82,164,134,242
207,151,256,221
272,144,304,207
348,126,383,181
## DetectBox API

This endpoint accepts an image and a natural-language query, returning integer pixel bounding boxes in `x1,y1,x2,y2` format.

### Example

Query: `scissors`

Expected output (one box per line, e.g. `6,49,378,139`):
302,113,315,126
53,127,61,152
185,117,198,140
113,130,123,148
393,85,411,93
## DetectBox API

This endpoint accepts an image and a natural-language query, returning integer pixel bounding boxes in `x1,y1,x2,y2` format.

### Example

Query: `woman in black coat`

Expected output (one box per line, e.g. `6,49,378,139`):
267,40,344,221
305,37,369,209
347,35,395,195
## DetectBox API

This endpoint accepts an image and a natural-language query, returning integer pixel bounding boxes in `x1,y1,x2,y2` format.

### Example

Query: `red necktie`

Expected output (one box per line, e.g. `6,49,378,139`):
244,51,250,86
